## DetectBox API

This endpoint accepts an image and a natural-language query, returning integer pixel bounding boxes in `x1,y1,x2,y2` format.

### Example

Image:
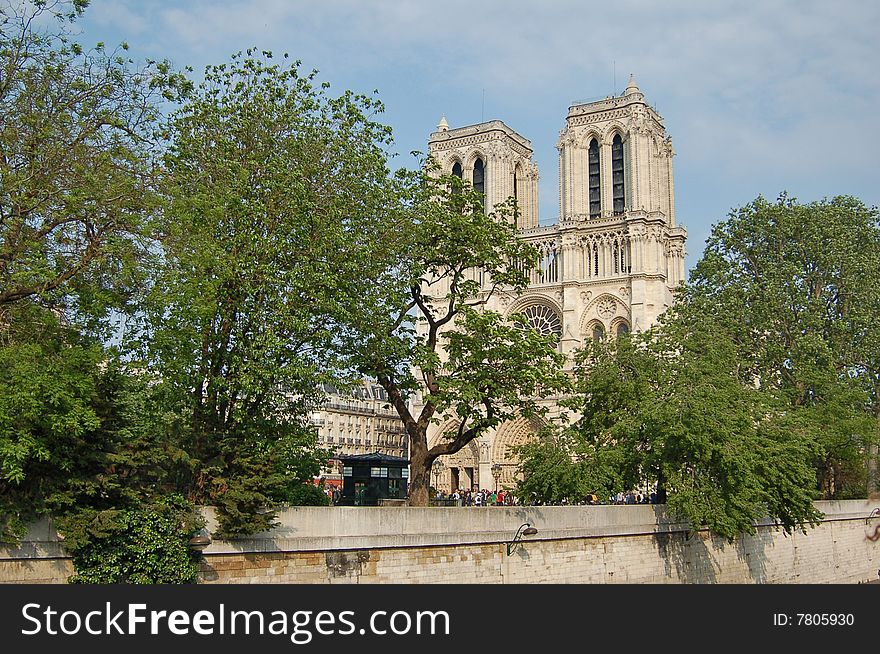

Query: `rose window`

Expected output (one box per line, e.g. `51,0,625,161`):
521,305,562,339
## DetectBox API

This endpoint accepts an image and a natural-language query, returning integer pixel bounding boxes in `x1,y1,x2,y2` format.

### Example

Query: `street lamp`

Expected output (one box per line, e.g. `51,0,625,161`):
506,523,538,556
491,463,503,493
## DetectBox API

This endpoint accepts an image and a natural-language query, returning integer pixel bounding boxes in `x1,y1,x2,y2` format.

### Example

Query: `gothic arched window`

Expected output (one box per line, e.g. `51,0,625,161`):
592,324,606,343
588,138,601,218
513,166,520,228
451,161,463,195
616,322,630,337
612,134,625,215
473,157,485,196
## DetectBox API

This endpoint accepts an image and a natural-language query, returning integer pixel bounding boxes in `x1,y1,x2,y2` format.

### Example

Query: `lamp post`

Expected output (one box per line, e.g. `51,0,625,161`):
506,523,538,556
431,458,446,495
491,463,502,493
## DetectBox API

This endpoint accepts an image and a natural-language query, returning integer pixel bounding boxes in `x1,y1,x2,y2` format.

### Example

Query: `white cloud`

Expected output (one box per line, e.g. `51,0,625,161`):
77,0,880,270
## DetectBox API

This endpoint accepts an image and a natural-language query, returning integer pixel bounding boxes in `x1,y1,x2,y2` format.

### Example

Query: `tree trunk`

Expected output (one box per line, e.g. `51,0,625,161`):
408,460,431,506
869,401,879,500
868,447,878,500
656,467,667,504
407,429,432,506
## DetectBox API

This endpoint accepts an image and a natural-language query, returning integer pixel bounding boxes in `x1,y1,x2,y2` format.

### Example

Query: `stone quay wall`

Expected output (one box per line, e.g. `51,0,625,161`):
2,500,878,584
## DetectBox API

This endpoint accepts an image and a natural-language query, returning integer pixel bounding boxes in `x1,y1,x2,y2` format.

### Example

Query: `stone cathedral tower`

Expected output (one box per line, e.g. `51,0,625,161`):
423,77,687,492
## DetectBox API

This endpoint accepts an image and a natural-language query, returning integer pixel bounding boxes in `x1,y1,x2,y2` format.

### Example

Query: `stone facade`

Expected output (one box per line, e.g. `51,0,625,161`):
4,502,878,584
310,381,410,482
423,78,687,491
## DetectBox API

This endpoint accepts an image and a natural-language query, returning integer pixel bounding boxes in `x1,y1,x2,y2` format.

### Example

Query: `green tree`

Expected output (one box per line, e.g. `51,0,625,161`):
0,304,101,541
349,172,571,506
0,299,197,545
522,317,824,541
143,51,395,536
690,194,880,498
0,0,179,330
61,494,203,584
518,192,879,539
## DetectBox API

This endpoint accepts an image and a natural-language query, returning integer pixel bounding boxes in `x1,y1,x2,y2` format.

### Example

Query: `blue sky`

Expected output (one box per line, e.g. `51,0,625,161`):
73,0,880,274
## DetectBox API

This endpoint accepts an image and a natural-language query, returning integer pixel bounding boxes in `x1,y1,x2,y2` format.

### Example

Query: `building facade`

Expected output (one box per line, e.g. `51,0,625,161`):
310,382,410,485
423,77,687,492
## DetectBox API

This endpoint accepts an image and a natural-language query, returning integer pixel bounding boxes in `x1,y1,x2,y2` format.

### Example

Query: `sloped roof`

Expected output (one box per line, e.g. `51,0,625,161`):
337,451,410,465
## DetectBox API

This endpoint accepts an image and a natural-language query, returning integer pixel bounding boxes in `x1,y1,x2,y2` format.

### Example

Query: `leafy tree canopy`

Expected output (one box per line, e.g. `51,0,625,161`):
348,171,571,505
0,0,186,334
690,194,880,497
518,193,879,539
139,50,398,535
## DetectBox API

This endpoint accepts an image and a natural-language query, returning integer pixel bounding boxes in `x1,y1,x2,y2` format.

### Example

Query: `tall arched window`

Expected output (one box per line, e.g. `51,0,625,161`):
451,161,463,195
588,138,601,218
592,324,605,343
512,166,520,228
473,158,485,196
612,134,625,215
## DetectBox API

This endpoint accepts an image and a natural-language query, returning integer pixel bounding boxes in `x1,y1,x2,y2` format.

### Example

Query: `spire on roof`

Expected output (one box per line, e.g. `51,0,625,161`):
437,115,449,131
624,74,642,98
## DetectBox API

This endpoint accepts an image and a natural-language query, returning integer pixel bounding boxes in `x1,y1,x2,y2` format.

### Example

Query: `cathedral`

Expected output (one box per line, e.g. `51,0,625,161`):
423,77,687,493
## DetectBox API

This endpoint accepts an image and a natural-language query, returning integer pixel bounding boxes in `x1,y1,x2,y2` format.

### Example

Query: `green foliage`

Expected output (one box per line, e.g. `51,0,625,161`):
349,169,571,505
283,483,330,507
0,304,102,541
515,429,622,505
519,193,880,539
61,495,203,584
138,50,396,535
690,194,880,497
0,1,180,333
524,318,823,541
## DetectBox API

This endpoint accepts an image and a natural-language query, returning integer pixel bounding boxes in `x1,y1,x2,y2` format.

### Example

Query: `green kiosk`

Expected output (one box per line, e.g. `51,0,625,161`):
338,452,409,506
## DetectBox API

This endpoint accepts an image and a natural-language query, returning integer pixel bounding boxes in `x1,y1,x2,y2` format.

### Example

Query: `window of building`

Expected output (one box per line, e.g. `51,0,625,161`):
512,168,519,228
588,138,600,218
452,161,463,195
616,322,630,337
592,324,606,343
520,305,563,340
542,247,559,283
612,134,625,215
473,157,485,198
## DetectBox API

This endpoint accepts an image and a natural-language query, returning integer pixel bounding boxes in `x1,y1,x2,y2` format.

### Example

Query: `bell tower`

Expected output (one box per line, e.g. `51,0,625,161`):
556,76,687,329
428,118,539,229
558,75,678,225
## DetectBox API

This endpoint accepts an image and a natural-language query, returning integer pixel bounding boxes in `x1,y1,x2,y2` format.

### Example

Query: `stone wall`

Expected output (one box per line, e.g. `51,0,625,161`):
2,500,878,584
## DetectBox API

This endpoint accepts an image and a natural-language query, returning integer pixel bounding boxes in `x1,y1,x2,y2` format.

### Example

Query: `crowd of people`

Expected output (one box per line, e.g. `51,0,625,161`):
433,489,660,506
610,491,658,505
321,482,660,506
433,488,518,506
